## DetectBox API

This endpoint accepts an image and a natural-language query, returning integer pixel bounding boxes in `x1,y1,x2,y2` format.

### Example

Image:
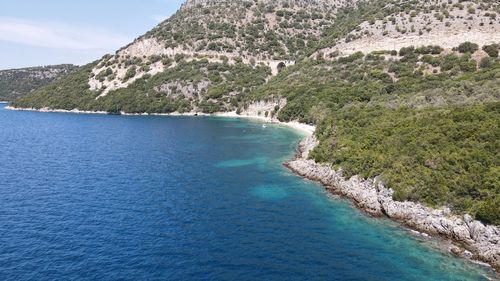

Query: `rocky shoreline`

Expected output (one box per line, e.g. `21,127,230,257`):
285,135,500,272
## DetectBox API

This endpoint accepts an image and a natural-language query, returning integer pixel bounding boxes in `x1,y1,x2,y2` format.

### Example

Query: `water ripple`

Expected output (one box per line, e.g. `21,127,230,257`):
0,105,495,280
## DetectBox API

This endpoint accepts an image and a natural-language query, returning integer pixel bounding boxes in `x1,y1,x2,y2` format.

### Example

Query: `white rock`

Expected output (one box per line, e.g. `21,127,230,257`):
285,135,500,270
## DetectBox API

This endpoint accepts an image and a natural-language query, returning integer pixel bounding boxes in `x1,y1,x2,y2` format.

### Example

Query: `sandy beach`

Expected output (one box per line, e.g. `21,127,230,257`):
214,111,315,136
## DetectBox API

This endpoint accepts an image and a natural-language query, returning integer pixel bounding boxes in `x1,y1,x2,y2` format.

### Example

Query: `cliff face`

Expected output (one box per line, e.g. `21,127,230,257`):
180,0,216,10
285,136,500,270
316,0,500,58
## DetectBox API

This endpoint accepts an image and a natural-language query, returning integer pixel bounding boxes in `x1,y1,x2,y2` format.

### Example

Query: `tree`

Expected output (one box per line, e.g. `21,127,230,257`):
123,66,137,81
479,57,493,69
459,59,476,72
457,42,478,54
482,44,499,58
476,196,500,225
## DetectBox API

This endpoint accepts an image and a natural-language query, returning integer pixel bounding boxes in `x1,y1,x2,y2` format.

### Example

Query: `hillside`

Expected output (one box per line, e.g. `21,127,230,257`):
10,0,500,226
0,65,78,101
251,49,500,224
318,0,500,56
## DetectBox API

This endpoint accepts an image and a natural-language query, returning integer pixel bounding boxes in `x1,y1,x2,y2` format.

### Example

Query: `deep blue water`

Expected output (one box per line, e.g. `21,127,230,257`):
0,104,496,280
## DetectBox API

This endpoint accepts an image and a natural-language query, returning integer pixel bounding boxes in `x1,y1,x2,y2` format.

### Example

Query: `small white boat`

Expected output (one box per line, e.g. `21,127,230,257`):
262,124,267,128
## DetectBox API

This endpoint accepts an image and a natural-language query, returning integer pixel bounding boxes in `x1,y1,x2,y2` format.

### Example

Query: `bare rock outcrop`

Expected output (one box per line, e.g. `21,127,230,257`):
285,135,500,270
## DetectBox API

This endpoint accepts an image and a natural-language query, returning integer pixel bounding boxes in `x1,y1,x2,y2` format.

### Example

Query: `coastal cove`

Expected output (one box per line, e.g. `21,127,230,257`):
0,103,496,280
5,104,500,271
4,105,316,136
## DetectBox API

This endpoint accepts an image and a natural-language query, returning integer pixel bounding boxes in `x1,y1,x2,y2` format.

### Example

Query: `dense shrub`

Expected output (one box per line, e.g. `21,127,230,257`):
441,54,460,71
311,103,499,214
459,59,476,72
250,57,500,223
476,196,500,225
338,51,364,63
11,63,98,110
458,41,479,53
479,57,493,69
0,65,77,101
415,45,443,55
482,44,499,58
399,46,415,56
124,66,137,81
421,55,440,67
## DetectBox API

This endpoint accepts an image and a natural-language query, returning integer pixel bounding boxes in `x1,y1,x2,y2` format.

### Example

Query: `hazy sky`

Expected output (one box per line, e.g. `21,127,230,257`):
0,0,185,70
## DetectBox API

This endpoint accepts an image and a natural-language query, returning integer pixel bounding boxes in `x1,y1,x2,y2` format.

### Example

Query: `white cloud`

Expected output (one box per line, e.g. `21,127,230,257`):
0,18,130,50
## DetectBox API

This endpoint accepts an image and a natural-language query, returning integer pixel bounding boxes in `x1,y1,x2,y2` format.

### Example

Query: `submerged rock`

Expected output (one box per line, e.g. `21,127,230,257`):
285,135,500,271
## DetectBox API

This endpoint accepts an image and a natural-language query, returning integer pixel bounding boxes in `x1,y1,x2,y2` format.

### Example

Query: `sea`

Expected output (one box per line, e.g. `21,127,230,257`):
0,104,496,280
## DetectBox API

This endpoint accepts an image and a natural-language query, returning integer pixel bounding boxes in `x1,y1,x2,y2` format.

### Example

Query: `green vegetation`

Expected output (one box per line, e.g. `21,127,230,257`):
146,0,344,60
482,44,499,58
11,63,98,110
312,104,498,212
123,66,137,81
457,42,479,54
0,65,77,101
13,60,271,114
250,49,500,224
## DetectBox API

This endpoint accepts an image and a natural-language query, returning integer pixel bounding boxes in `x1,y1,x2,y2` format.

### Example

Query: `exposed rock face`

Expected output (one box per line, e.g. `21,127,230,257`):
155,80,210,99
88,36,294,95
238,99,287,119
317,0,500,58
285,135,500,270
181,0,358,11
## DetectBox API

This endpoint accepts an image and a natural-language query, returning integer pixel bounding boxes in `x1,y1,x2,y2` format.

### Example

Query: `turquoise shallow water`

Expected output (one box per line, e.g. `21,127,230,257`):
0,104,496,280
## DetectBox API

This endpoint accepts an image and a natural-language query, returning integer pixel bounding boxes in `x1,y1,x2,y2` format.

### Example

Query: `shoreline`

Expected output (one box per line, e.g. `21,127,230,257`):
213,111,314,136
4,106,315,136
5,105,498,273
284,135,500,273
5,106,109,115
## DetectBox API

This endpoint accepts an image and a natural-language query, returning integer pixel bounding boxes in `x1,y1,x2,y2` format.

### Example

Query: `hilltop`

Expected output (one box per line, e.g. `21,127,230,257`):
0,65,78,101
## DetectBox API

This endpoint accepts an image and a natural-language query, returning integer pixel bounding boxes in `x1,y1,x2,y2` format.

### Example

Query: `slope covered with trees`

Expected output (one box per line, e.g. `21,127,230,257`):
249,48,500,224
0,65,77,101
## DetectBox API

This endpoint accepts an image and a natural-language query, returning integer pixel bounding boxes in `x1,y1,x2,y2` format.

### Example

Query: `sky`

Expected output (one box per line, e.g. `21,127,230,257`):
0,0,185,70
